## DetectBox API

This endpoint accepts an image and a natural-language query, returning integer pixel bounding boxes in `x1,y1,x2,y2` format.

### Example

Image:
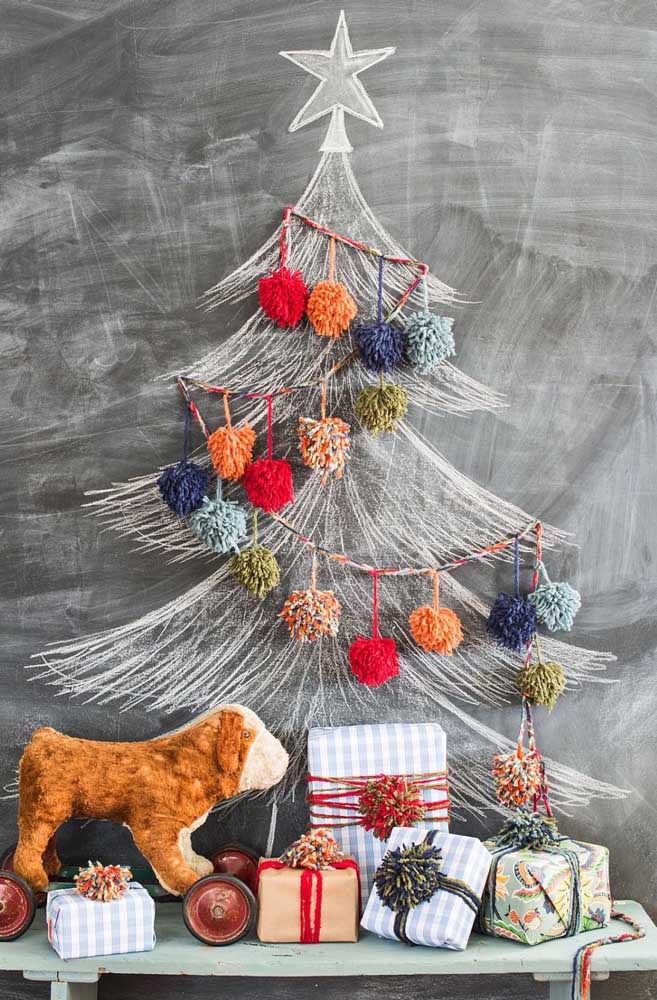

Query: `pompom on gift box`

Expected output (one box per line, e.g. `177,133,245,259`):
307,723,449,906
47,883,156,960
361,827,492,950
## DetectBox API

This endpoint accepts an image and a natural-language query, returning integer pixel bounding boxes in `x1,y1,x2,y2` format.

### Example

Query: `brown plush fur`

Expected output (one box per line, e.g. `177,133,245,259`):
14,706,281,897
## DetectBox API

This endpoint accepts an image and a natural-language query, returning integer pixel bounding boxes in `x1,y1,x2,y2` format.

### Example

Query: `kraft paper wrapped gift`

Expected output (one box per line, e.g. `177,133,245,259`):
477,837,612,945
308,723,449,906
256,858,360,943
47,883,156,959
361,827,491,950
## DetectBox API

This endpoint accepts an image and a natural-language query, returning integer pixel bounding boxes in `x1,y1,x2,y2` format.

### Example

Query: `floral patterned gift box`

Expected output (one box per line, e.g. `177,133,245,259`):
476,813,612,946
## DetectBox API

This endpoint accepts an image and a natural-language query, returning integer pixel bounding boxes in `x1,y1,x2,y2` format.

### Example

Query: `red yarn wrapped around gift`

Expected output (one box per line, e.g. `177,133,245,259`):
358,775,426,841
259,266,309,329
349,635,399,688
243,457,294,513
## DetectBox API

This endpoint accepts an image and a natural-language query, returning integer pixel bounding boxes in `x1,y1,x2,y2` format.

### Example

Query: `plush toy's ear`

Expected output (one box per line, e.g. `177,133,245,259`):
216,709,244,775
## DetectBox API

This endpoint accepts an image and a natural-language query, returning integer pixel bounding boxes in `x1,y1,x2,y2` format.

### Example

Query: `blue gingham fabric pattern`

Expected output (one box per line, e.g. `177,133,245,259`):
308,723,448,906
361,827,492,950
47,883,156,959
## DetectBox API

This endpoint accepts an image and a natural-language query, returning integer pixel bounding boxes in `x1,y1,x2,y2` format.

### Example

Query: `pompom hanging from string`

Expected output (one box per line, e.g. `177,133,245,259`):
298,380,351,484
258,213,308,328
409,571,463,655
243,394,294,513
527,561,581,632
229,510,280,599
354,257,405,372
157,406,209,516
349,571,400,687
306,237,357,338
516,634,566,711
189,478,247,555
405,298,456,373
279,553,342,642
493,701,545,809
207,393,256,482
486,535,537,651
355,375,409,435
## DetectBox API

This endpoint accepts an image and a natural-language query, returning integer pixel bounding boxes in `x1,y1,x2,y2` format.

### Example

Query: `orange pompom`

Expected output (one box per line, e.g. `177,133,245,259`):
409,605,463,655
207,423,256,481
306,280,357,338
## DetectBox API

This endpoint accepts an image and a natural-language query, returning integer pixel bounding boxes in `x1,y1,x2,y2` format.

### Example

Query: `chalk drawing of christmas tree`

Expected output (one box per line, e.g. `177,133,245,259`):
30,11,625,818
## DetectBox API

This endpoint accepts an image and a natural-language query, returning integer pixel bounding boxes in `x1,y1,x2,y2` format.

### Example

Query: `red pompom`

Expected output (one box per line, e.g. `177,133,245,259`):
243,457,294,513
258,266,309,329
348,635,399,687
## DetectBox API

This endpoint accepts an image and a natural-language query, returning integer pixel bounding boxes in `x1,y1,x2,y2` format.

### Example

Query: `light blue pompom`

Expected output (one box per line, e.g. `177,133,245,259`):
190,485,247,555
528,566,581,631
405,311,455,372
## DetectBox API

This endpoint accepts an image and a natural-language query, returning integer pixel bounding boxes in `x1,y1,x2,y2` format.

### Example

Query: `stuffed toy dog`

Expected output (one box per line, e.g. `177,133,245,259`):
14,704,287,897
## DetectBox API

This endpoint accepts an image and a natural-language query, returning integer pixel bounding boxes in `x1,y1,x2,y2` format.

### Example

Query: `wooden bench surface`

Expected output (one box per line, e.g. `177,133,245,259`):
0,900,654,981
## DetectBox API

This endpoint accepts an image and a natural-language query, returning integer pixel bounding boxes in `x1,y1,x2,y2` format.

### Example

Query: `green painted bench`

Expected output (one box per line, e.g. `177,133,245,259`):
0,900,654,1000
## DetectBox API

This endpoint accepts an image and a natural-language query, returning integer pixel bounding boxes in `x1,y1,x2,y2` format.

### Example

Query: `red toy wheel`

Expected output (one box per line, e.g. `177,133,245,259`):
183,874,256,946
210,843,259,893
0,872,35,941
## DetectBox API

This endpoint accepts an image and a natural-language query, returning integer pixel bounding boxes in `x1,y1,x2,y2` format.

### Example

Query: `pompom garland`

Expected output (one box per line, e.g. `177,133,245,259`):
349,636,399,687
230,543,280,599
358,775,425,841
158,461,208,517
189,483,247,555
243,457,294,513
306,280,357,338
280,829,344,870
258,265,309,328
355,319,405,373
374,841,444,913
355,380,408,434
74,861,132,902
405,310,455,372
528,565,581,631
493,745,543,809
409,572,463,655
207,398,256,482
486,593,536,652
279,586,342,642
516,657,566,711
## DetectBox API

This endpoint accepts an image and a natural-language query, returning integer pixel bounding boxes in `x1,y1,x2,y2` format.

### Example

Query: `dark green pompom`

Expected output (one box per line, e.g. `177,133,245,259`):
516,659,566,711
374,840,443,913
355,382,408,435
229,544,280,599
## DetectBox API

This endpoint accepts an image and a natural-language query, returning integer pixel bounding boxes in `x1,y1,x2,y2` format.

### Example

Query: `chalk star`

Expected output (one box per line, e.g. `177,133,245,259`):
280,10,395,138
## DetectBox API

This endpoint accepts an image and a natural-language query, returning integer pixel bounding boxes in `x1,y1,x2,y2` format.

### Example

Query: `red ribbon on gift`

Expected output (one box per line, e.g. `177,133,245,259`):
307,772,450,839
256,859,360,944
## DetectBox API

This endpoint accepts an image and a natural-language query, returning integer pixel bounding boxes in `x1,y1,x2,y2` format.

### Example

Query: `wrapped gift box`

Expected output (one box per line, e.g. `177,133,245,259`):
256,858,360,943
477,837,611,945
361,827,491,949
47,883,156,959
308,723,449,906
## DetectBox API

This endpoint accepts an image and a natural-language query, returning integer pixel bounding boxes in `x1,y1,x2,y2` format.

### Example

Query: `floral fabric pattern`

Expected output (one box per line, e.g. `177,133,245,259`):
478,838,611,946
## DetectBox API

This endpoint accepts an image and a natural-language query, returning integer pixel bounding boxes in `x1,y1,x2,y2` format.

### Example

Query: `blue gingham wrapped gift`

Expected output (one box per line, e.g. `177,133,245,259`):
307,723,449,906
361,827,492,949
47,883,156,959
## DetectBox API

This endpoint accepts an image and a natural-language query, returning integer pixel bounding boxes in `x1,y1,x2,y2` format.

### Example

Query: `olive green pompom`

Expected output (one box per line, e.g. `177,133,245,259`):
230,544,280,599
516,659,566,710
355,381,408,434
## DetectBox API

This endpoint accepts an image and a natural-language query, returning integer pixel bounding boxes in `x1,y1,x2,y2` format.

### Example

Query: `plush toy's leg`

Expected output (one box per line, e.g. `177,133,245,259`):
178,828,214,877
14,820,62,892
43,835,62,878
131,824,201,897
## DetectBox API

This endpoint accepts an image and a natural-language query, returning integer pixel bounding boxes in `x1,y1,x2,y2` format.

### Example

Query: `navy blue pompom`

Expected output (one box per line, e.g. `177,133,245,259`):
486,593,536,651
355,320,405,373
158,461,209,516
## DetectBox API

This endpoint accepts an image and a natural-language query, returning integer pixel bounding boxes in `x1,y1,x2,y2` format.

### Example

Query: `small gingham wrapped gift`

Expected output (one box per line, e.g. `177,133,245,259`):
361,827,492,950
307,723,449,905
47,883,156,959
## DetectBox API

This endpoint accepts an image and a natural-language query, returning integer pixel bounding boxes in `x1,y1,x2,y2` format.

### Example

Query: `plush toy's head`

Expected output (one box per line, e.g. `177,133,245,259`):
215,704,288,792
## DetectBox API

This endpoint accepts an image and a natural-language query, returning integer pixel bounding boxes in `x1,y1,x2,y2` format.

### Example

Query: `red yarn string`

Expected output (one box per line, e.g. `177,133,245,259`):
279,206,293,267
265,394,274,460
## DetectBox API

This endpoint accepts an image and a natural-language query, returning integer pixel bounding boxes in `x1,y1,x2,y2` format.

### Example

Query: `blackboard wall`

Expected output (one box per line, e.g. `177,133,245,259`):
2,1,656,997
